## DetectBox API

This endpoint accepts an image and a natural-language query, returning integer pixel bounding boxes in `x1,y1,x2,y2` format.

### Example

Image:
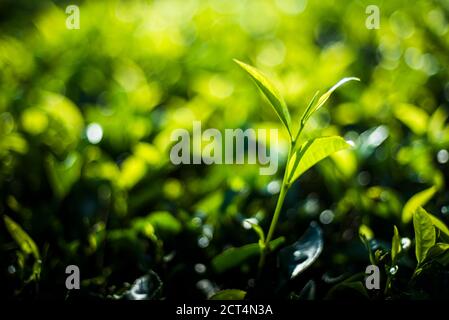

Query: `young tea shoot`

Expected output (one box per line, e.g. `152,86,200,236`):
233,59,359,274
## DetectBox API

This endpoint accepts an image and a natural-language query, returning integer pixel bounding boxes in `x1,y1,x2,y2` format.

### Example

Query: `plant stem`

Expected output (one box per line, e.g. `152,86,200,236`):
265,180,288,246
257,145,292,276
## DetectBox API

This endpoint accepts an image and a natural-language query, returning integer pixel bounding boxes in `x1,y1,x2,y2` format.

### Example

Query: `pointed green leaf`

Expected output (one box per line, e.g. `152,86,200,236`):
428,213,449,238
428,107,448,143
359,225,377,265
299,91,319,127
413,207,436,265
296,91,319,141
402,186,437,223
287,136,351,185
4,215,40,260
212,237,285,273
3,215,41,282
425,243,449,266
212,243,258,274
359,224,374,240
391,226,401,265
234,59,292,139
359,233,376,265
301,77,359,126
210,289,246,300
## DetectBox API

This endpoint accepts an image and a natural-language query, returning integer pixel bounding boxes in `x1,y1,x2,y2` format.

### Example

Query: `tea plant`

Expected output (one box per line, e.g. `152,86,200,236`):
358,206,449,299
210,60,359,297
2,0,449,302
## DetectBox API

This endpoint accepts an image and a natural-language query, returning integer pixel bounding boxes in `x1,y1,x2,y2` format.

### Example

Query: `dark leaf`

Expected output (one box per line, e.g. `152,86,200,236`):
278,222,323,279
124,271,162,300
212,237,284,274
210,289,246,300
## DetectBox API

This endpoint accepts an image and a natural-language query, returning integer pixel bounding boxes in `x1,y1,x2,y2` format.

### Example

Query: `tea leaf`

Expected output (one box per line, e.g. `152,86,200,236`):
425,243,449,266
301,77,359,127
234,59,292,139
391,225,401,265
394,103,429,135
278,222,323,279
123,271,162,300
428,107,448,143
413,207,436,265
134,211,182,236
210,289,246,300
359,224,374,240
287,136,351,185
402,186,437,223
297,91,319,137
3,215,41,282
212,237,285,273
428,213,449,238
4,215,40,260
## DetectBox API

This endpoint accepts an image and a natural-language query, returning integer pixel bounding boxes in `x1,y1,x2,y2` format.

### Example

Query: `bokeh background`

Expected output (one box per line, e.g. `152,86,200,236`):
1,0,449,300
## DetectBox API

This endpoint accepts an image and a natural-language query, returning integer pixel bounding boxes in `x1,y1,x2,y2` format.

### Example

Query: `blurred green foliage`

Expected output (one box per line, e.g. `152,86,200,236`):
1,0,449,300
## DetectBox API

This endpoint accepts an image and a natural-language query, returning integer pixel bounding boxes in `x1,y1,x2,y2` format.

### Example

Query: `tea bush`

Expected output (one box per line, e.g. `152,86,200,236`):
1,0,449,300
